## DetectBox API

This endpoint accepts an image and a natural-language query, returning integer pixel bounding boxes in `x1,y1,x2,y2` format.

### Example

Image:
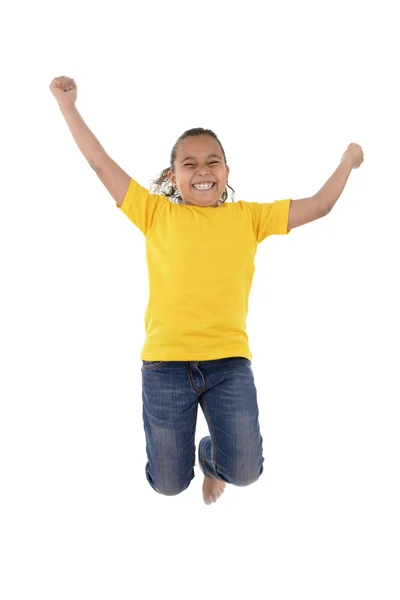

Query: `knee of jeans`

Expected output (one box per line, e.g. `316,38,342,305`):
146,467,193,496
154,481,189,496
230,463,264,487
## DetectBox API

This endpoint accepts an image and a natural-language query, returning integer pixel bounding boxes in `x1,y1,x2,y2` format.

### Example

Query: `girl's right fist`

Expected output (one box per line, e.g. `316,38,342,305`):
49,76,77,110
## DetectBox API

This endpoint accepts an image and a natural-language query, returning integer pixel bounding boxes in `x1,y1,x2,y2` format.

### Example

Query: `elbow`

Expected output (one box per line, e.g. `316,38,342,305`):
88,159,100,171
315,194,331,218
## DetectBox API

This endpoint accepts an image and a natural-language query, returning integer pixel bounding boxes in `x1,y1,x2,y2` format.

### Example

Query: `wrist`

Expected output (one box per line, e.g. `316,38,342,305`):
340,156,354,170
59,103,77,114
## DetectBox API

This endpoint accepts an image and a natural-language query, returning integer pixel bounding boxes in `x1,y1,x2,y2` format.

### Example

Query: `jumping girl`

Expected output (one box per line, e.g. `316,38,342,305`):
50,76,364,505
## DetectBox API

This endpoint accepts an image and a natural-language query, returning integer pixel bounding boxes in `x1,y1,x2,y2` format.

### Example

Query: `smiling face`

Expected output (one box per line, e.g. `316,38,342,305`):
168,135,230,207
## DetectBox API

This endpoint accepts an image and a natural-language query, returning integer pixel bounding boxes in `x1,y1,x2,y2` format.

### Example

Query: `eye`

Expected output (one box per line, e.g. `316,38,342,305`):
185,161,218,166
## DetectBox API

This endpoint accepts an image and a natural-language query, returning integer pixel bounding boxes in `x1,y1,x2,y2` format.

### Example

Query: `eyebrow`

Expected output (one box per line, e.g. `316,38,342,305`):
180,154,222,164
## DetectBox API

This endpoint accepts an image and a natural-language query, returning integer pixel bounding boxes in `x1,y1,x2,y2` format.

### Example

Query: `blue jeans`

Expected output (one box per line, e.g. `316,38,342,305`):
141,357,264,496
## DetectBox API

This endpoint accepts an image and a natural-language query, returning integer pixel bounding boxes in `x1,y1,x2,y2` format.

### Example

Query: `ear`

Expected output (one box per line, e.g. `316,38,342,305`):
167,170,176,186
226,165,230,180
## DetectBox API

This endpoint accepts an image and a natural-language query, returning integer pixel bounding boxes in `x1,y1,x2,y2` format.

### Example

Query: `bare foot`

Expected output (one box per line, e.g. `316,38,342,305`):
202,475,226,505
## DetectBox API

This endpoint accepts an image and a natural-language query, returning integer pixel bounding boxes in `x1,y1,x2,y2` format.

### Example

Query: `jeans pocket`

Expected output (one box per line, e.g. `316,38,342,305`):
141,361,168,370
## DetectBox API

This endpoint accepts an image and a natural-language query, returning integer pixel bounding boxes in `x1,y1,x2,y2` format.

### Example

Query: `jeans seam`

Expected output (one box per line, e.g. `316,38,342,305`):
201,396,220,472
186,362,206,393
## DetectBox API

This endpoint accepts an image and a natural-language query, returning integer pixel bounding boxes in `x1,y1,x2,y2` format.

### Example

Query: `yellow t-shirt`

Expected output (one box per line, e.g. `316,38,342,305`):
117,178,291,361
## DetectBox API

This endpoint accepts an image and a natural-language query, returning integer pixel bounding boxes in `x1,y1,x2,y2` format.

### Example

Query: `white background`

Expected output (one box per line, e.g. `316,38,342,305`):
1,0,399,598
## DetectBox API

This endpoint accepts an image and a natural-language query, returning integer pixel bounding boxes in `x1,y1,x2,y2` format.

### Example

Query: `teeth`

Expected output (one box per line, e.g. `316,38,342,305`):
193,183,214,190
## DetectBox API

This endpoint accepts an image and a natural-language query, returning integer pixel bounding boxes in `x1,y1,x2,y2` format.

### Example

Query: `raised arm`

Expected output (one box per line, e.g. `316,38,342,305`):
50,76,131,207
287,143,364,230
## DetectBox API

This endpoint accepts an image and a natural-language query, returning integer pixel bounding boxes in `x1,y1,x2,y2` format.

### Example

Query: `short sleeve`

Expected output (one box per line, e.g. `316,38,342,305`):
116,177,163,235
247,199,292,243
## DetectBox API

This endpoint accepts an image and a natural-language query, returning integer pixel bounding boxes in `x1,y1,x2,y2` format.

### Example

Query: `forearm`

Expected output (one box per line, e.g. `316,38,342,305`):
59,105,107,168
314,160,353,213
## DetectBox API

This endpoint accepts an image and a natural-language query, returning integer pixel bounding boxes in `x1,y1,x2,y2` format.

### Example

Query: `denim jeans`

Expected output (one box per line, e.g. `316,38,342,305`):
141,357,264,496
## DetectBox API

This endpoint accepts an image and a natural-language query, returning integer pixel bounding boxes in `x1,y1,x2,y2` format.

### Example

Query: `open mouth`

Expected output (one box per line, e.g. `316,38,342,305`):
192,183,216,191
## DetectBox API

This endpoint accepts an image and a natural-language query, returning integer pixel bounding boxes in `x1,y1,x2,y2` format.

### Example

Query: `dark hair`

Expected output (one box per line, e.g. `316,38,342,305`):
149,128,236,205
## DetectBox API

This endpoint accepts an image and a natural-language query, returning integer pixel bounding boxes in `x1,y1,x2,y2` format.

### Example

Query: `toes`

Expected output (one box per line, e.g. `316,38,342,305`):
204,482,227,505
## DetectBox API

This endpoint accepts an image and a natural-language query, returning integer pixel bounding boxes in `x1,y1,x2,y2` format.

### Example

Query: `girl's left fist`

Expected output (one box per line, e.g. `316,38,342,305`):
341,143,364,169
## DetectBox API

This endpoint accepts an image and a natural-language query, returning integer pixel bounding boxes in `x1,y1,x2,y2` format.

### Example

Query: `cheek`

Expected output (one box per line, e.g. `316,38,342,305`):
181,175,194,190
177,172,189,184
217,166,227,178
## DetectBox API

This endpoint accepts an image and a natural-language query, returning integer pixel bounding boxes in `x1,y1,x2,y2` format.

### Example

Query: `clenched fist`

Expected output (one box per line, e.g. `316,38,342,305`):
341,143,364,169
49,76,77,110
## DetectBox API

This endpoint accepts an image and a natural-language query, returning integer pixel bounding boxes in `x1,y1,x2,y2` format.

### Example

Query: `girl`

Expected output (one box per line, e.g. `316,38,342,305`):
50,76,364,505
